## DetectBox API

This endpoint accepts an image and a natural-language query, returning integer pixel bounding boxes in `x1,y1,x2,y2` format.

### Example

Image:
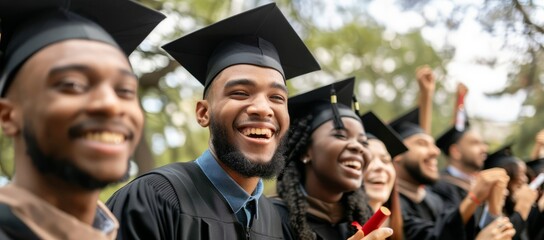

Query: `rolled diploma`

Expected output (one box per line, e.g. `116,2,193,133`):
352,206,391,236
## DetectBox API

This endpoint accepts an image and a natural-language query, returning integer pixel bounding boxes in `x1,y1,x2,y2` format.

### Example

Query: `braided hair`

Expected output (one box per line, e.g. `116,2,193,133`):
277,115,372,239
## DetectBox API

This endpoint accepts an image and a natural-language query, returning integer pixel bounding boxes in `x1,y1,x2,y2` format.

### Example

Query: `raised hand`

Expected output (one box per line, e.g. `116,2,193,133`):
488,178,508,215
512,184,538,220
470,168,510,203
416,65,435,94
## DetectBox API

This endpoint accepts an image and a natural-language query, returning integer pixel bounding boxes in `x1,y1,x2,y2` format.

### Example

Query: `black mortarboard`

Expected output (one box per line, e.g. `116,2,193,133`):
361,111,408,158
526,158,544,175
288,77,360,132
0,0,166,96
161,3,320,95
484,143,518,169
435,121,471,156
388,108,424,140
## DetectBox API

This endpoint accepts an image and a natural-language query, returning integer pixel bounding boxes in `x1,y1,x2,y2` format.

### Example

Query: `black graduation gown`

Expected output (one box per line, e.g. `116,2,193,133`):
430,169,469,210
106,161,284,240
271,199,355,240
508,206,541,240
399,190,475,240
527,207,544,240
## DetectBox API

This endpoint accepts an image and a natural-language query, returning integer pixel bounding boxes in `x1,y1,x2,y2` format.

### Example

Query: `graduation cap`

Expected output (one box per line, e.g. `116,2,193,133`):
388,108,424,140
435,121,471,156
161,3,320,95
288,77,360,132
526,158,544,175
361,111,408,158
0,0,166,96
484,143,519,169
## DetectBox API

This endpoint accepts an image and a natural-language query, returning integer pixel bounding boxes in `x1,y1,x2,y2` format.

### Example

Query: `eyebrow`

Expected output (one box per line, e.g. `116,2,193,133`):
49,64,137,80
224,78,288,94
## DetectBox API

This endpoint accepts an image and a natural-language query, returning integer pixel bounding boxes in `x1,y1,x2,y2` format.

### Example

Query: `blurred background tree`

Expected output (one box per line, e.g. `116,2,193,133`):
1,0,542,199
395,0,544,159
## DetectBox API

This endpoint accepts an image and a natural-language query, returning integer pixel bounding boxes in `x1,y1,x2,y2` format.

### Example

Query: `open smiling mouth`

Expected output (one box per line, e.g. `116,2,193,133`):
341,161,362,171
83,131,127,144
240,127,274,139
366,179,386,185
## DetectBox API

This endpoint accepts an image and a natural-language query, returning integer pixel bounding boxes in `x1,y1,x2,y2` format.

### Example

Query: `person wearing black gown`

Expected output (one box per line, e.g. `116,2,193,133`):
106,3,322,239
482,145,541,240
0,0,163,239
389,108,509,240
432,121,488,210
274,78,393,240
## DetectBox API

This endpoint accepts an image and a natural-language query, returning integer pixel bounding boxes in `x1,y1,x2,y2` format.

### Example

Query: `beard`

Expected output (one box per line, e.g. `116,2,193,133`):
460,156,483,172
23,123,129,190
403,158,437,185
209,116,287,179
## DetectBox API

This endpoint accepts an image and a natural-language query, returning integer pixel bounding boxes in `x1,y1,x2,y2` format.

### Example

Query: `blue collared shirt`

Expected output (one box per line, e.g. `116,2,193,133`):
196,149,263,228
447,165,475,182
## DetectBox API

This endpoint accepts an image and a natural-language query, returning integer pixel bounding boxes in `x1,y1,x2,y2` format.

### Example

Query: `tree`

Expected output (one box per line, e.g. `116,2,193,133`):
1,0,446,199
394,0,544,158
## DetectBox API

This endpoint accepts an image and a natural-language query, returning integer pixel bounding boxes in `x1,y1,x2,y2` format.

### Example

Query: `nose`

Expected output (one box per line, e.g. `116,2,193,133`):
347,139,371,167
86,84,123,117
347,139,365,154
367,157,385,172
431,143,441,156
246,94,273,118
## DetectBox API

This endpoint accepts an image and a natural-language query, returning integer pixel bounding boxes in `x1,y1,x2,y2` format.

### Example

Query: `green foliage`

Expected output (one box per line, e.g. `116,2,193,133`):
0,0,448,200
0,133,14,178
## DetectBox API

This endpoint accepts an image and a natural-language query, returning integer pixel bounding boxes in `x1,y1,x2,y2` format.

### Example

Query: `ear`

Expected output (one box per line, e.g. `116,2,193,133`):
393,154,403,163
195,100,210,127
0,99,19,136
449,144,461,160
302,148,313,164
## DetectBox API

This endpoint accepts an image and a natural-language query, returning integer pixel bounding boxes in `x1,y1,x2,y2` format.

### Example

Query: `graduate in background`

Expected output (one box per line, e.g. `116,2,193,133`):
360,111,408,240
483,145,542,240
0,0,164,239
432,83,516,239
390,106,512,240
274,78,393,240
432,83,489,209
525,157,544,240
107,3,323,239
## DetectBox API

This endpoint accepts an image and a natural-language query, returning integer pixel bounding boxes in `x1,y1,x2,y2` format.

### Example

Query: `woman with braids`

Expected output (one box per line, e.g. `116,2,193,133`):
274,78,393,240
360,111,408,240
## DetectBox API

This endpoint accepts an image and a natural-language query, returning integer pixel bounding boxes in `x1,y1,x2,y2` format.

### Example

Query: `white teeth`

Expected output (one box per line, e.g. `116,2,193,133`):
84,132,125,144
341,161,362,170
368,179,386,184
242,128,272,138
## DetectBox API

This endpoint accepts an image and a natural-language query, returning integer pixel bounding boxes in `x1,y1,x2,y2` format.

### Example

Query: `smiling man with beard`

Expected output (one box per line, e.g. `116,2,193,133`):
431,119,489,210
0,0,164,239
390,108,510,240
209,116,288,179
106,3,321,239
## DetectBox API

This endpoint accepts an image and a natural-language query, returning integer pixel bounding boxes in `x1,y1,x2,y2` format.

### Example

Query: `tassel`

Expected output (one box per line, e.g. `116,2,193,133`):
352,94,360,116
330,87,344,129
454,84,467,131
455,107,466,131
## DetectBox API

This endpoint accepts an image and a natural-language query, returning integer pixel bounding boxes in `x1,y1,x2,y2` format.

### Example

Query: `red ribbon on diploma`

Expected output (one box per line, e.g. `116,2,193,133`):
351,206,391,236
